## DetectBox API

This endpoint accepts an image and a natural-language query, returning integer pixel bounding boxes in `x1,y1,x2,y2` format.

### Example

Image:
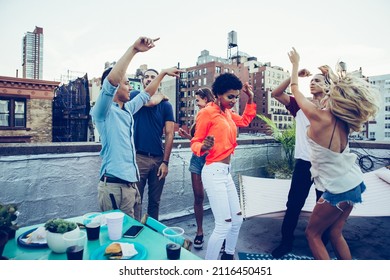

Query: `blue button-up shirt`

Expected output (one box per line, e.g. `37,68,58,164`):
90,78,150,182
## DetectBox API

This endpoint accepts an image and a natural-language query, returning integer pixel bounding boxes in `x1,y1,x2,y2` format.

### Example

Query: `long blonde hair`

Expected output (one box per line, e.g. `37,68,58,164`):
319,64,379,132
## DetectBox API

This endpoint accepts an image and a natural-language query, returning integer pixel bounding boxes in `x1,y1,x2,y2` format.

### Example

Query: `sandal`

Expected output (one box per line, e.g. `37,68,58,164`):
193,234,204,249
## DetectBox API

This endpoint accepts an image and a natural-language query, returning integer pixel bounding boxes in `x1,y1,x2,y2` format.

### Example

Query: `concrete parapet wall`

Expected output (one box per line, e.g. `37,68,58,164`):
1,139,388,226
0,138,280,226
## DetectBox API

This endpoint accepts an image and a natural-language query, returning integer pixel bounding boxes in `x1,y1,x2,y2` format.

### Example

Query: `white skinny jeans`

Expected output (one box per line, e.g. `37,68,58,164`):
201,162,243,260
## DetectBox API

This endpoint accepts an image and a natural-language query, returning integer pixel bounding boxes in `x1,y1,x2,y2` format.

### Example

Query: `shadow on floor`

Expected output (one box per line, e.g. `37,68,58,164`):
163,209,390,260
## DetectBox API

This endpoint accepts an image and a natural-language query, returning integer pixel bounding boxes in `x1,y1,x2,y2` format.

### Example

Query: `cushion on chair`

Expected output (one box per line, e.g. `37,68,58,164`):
375,167,390,184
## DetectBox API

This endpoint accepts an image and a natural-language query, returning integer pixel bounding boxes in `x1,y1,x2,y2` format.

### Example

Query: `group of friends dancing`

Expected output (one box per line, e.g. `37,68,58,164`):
90,36,379,260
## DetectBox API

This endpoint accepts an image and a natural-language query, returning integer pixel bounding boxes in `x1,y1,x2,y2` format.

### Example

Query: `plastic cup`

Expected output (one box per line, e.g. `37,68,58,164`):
63,231,86,260
83,212,103,226
105,212,125,240
66,245,84,260
85,222,100,241
166,243,181,260
162,227,185,246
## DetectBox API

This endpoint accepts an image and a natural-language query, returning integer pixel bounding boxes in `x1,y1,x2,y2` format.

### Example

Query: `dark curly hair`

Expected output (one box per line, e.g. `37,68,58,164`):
212,73,242,97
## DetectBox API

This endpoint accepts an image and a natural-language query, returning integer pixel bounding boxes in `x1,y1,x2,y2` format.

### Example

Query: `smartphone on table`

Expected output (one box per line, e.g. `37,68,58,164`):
123,225,144,238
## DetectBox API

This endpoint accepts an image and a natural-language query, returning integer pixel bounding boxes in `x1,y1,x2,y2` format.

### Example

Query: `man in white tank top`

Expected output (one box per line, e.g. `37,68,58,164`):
270,69,326,258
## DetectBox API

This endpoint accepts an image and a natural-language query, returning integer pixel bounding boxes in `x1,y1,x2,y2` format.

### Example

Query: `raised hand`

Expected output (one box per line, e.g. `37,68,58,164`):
242,82,254,98
298,69,311,77
288,47,300,65
162,67,185,78
133,37,160,53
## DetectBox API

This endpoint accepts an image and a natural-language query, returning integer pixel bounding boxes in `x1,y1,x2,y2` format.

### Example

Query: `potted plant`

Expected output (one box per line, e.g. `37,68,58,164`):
257,114,296,179
0,203,20,239
44,218,79,253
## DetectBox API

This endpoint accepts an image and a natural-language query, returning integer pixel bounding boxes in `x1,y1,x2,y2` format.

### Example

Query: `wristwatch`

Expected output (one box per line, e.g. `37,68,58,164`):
162,160,169,166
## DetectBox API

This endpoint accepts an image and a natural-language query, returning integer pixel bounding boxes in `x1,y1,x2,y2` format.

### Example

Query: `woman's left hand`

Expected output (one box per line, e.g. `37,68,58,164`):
242,82,254,103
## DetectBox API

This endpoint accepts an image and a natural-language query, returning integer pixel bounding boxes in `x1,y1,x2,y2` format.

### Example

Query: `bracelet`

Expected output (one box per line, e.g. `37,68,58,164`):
162,160,169,166
291,83,298,86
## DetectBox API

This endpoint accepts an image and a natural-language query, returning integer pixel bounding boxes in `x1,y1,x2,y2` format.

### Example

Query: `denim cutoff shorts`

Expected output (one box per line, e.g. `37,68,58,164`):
321,182,366,207
188,153,206,175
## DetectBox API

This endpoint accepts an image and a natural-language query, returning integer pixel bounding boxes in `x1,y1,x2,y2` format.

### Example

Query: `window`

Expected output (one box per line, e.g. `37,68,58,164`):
0,97,26,128
216,66,221,74
0,99,9,126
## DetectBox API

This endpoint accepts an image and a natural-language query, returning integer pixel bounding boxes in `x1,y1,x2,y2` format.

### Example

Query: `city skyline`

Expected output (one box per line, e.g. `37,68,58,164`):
0,0,389,84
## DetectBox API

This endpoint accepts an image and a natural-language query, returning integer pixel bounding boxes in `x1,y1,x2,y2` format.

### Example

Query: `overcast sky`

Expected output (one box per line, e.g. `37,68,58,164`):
1,0,389,86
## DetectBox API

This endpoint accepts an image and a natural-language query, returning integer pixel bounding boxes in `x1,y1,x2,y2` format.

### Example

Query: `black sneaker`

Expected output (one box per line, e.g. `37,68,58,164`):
271,243,292,258
220,252,234,260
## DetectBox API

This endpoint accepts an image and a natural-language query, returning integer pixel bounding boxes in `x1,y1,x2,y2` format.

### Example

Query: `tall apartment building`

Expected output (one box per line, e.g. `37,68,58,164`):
368,74,390,141
22,26,44,80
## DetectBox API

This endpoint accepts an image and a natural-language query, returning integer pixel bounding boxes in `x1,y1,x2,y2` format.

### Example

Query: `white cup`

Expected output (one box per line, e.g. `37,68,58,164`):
83,212,103,226
105,212,125,240
63,230,87,248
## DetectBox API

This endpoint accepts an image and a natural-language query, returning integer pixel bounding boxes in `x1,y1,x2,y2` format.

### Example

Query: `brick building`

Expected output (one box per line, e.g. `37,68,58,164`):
0,76,59,143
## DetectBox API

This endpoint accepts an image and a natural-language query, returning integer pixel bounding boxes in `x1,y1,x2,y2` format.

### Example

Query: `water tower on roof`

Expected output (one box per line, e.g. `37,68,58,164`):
227,30,239,65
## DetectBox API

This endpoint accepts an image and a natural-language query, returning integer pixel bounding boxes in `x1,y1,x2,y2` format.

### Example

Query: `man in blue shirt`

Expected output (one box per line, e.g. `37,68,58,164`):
130,68,175,220
90,37,181,220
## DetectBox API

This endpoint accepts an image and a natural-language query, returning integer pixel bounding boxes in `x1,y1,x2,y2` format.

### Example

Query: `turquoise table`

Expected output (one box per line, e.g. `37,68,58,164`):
3,210,201,260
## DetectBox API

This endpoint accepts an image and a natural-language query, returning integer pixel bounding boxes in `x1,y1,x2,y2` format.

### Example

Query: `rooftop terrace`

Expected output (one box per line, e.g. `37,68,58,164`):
1,137,389,259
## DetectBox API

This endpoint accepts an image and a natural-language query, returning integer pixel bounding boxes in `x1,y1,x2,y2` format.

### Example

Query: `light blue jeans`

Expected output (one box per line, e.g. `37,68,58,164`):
201,162,243,260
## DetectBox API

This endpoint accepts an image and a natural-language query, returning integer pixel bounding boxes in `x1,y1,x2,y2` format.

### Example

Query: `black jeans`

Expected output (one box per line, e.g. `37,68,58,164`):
280,159,323,245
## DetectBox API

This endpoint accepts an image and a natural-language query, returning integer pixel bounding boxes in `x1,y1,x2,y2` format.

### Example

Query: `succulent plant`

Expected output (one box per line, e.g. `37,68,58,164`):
0,203,20,232
44,218,77,234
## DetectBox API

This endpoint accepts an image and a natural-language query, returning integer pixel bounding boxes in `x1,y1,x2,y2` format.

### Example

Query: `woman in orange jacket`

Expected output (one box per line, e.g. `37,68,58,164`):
191,73,256,260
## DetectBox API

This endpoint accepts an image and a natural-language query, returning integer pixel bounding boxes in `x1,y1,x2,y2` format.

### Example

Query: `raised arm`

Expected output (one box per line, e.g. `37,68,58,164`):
108,37,159,86
242,82,254,104
144,67,184,98
92,36,159,121
288,48,319,120
231,83,257,127
271,69,311,106
271,78,291,106
144,93,169,107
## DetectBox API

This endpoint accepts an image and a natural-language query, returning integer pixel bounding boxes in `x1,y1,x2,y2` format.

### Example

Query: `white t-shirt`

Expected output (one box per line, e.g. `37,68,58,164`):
285,96,310,161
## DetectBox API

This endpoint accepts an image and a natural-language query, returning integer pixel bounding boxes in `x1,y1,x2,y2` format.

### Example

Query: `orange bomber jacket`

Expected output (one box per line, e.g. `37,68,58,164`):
191,102,257,165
